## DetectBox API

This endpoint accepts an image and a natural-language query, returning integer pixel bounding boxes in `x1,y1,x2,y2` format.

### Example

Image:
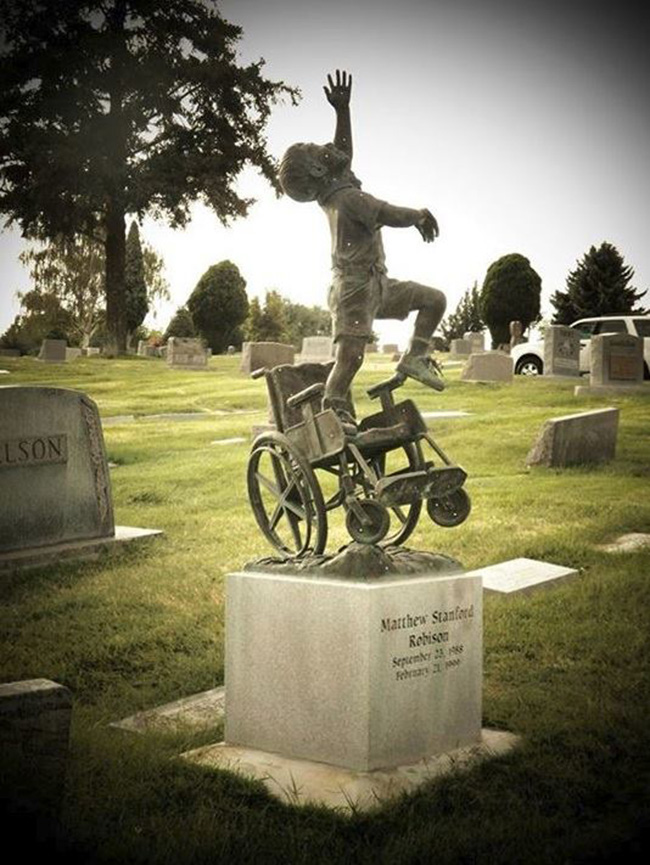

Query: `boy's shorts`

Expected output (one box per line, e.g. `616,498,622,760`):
328,271,418,342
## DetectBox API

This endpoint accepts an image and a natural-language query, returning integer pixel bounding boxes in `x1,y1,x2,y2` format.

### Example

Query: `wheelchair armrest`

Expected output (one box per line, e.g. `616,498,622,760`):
286,382,325,410
367,372,406,401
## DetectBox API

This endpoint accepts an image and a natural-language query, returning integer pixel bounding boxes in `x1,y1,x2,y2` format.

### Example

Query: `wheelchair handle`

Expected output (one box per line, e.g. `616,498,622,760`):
286,382,325,409
250,367,268,380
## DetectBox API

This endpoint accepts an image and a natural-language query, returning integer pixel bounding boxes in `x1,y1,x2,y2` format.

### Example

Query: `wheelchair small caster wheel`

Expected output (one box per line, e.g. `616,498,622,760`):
427,488,471,527
346,500,390,544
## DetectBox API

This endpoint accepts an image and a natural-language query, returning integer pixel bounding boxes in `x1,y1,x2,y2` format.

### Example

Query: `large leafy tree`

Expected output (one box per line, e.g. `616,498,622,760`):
0,1,297,354
480,253,541,348
187,260,248,353
551,242,647,324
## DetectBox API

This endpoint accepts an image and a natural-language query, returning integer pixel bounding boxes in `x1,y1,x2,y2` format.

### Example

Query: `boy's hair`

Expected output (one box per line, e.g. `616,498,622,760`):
278,143,327,202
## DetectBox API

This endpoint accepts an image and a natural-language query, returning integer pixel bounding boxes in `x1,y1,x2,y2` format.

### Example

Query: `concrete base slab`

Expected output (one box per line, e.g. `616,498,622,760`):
181,728,519,813
422,410,471,419
0,525,163,572
574,383,650,397
597,533,650,553
111,686,225,733
465,557,578,595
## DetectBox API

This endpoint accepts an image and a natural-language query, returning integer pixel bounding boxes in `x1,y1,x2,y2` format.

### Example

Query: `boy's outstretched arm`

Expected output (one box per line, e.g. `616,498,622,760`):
378,203,439,242
324,69,353,158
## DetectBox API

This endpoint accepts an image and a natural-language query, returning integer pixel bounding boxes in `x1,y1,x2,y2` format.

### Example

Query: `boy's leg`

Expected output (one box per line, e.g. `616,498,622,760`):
323,335,366,430
396,285,446,390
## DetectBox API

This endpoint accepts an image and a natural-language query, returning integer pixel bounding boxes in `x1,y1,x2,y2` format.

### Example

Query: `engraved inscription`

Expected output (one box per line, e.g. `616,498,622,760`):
380,604,475,682
609,355,638,381
0,434,68,469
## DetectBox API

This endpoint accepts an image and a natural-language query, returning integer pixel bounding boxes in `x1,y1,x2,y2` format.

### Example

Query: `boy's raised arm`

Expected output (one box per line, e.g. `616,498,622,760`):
324,69,353,158
378,203,440,243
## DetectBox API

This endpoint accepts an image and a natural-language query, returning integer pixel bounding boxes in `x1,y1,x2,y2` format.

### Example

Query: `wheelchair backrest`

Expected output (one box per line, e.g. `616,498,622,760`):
265,362,354,432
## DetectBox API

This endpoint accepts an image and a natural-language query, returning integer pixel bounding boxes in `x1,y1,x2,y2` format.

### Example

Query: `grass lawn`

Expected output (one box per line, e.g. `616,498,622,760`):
1,353,650,863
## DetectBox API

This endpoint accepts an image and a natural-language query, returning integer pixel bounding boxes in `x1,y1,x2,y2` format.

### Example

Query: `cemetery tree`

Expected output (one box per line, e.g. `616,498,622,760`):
1,289,73,354
440,281,483,346
124,222,148,349
0,1,298,355
164,307,196,341
187,261,248,353
480,254,541,348
551,242,647,324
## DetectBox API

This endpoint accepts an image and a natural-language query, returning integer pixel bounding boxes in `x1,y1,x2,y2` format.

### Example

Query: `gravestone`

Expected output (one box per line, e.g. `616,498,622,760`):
65,347,82,360
138,342,159,358
224,568,482,770
461,351,513,383
382,343,399,354
0,386,161,568
240,341,295,374
0,387,115,552
509,320,524,349
82,347,101,357
366,341,378,354
526,407,619,467
166,337,208,369
0,679,72,817
543,325,580,377
227,345,236,355
38,339,67,363
298,335,334,363
450,338,471,358
464,331,485,353
590,333,644,387
0,348,20,357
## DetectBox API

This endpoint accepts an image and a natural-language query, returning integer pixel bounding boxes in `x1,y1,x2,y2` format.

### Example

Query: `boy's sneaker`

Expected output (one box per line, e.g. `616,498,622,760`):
396,354,445,391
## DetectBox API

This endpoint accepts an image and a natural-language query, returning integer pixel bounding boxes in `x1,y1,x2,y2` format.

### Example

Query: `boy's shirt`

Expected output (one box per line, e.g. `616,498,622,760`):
319,186,388,279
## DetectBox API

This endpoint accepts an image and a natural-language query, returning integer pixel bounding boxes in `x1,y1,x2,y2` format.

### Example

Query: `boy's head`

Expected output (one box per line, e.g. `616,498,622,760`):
279,142,351,202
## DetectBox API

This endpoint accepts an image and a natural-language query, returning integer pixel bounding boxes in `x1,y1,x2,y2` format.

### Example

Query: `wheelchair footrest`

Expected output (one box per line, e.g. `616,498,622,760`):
376,466,467,507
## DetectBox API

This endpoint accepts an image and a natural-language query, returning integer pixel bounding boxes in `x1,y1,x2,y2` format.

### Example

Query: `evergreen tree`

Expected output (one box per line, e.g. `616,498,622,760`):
187,261,248,353
0,1,297,354
124,221,148,348
551,242,647,324
244,297,264,342
480,254,541,348
258,290,288,342
440,281,484,346
164,307,196,340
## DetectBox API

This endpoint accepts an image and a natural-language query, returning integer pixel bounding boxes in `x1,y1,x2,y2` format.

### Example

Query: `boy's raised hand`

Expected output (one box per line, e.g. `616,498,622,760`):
324,69,352,110
416,209,439,243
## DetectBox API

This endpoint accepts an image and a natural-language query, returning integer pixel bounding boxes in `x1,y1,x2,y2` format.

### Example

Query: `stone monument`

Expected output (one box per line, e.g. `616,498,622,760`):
240,341,295,374
297,335,334,363
461,351,513,383
0,386,161,570
37,339,67,363
464,331,485,353
449,338,471,358
509,320,524,349
590,333,644,387
543,325,580,377
526,407,619,467
166,337,208,369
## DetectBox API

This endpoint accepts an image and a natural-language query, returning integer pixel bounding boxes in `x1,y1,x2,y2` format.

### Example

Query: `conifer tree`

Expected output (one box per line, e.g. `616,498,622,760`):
124,221,148,348
480,254,541,348
551,242,646,324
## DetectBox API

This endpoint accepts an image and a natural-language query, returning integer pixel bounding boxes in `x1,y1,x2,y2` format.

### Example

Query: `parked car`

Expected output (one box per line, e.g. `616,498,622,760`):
511,315,650,377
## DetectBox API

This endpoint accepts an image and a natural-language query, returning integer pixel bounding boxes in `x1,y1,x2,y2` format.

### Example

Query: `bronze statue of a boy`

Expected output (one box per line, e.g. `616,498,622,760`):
279,70,447,429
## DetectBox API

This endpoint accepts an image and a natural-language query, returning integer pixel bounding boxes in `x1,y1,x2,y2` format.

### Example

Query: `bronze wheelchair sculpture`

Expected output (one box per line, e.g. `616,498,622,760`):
247,361,470,557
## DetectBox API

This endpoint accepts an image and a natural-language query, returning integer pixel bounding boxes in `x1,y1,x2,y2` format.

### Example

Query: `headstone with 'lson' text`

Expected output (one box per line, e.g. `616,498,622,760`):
0,386,114,553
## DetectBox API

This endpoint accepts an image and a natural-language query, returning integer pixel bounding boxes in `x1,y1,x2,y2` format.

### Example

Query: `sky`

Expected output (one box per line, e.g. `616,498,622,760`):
1,0,649,349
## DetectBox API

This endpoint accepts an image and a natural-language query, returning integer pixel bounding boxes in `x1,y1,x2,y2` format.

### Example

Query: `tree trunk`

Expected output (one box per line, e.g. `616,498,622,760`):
105,200,127,355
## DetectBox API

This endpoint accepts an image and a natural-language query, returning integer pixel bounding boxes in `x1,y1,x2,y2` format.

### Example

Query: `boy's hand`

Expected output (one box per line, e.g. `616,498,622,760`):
416,209,439,243
324,69,352,110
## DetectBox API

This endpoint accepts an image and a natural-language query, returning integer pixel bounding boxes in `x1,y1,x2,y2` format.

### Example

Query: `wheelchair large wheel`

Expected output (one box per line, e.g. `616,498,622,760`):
248,432,327,556
370,442,424,547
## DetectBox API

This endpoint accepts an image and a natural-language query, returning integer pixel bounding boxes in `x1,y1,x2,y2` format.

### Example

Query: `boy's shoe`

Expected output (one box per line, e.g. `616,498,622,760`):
396,354,445,391
322,397,358,436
